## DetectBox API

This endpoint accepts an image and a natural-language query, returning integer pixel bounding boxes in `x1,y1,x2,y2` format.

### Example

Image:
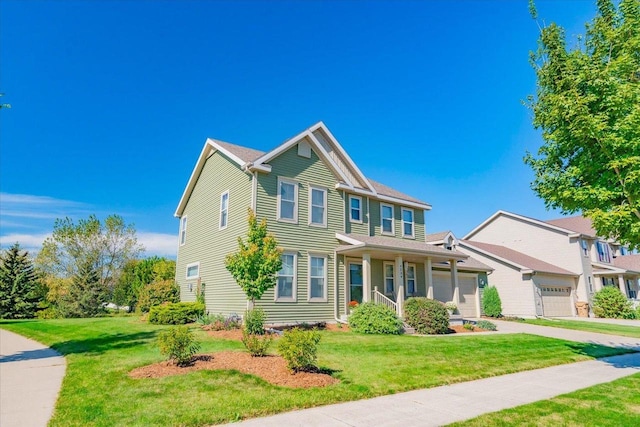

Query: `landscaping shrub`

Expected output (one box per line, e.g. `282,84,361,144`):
635,305,640,320
197,313,241,331
463,322,474,331
348,301,403,334
482,286,502,317
243,307,266,335
476,320,497,331
137,279,180,313
157,325,200,366
277,328,322,372
148,302,205,324
592,287,634,319
242,330,273,357
403,297,450,335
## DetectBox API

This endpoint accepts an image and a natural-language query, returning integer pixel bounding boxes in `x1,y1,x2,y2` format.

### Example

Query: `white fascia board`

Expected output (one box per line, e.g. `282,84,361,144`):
459,241,528,272
377,194,432,210
306,131,355,185
246,163,272,173
251,126,313,166
174,141,213,217
335,233,364,245
207,138,246,167
335,182,374,196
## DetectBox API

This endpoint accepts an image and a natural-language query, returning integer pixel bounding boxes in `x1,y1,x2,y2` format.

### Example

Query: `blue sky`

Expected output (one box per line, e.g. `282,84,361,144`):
0,0,598,257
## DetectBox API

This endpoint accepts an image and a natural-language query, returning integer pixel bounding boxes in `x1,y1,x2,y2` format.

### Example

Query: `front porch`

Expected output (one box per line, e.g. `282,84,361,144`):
593,267,640,304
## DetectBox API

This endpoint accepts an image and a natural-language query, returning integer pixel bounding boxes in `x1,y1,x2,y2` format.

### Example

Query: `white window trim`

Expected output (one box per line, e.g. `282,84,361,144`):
405,263,417,296
401,207,415,239
308,185,328,228
219,190,229,230
185,261,200,280
581,239,589,257
380,203,395,236
349,195,363,224
179,216,188,246
275,252,297,302
383,261,395,295
277,177,298,223
308,254,328,302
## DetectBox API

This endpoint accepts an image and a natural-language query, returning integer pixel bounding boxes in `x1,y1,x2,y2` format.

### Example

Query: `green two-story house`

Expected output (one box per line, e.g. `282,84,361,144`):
175,122,491,323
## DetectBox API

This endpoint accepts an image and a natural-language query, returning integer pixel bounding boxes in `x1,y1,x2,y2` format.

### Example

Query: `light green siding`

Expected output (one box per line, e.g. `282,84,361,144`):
175,151,253,316
368,199,425,241
255,142,342,323
344,194,369,235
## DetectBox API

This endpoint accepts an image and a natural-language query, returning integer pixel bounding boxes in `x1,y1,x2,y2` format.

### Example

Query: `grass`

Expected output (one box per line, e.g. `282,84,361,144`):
0,317,632,426
452,373,640,426
524,318,640,339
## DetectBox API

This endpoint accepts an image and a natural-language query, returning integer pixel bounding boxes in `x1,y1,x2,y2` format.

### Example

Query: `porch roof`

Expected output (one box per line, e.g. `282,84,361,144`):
335,233,468,262
613,254,640,274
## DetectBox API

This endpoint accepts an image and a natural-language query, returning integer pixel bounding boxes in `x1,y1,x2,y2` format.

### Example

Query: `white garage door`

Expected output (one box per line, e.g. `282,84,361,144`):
541,286,573,317
433,273,453,303
458,276,477,317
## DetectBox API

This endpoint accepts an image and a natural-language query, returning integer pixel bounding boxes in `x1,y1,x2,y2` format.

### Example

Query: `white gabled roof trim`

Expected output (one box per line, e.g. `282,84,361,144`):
464,210,583,240
426,231,457,244
590,262,627,275
377,194,432,210
335,233,364,245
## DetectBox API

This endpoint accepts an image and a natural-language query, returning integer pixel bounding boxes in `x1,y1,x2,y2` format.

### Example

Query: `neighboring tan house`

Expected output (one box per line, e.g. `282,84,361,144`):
460,210,640,318
174,122,491,323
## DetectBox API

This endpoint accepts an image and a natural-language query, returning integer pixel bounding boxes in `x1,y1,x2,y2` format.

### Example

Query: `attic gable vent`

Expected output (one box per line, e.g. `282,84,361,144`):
298,140,311,158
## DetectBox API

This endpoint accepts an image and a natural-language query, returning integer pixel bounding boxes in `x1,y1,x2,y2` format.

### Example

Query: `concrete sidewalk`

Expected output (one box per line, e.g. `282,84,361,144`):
0,328,66,427
550,316,640,327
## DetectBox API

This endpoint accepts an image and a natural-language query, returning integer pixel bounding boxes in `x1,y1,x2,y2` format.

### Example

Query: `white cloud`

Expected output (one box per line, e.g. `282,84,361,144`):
138,232,178,258
0,193,88,207
0,232,50,252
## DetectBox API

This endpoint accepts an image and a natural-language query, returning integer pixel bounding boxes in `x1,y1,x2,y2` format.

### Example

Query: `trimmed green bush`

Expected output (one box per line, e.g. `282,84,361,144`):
592,287,634,319
635,305,640,320
277,328,322,372
157,325,200,366
404,297,450,335
348,301,403,334
476,320,497,331
243,307,266,335
482,286,502,318
242,330,273,357
148,302,205,324
137,279,180,313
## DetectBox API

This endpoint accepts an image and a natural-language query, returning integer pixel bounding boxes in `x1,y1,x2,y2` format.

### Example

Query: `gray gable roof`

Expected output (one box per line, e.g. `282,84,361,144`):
425,231,452,242
368,179,428,206
545,216,598,237
613,254,640,274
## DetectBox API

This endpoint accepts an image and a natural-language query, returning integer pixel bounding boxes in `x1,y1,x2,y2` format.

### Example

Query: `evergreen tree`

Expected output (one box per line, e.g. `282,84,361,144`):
0,243,44,319
58,259,107,318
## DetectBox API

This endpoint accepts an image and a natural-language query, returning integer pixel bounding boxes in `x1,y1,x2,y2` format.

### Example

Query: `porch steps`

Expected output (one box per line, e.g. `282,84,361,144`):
449,314,464,326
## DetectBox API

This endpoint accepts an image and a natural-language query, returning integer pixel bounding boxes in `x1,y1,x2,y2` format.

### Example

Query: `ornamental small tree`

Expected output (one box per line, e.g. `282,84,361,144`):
225,209,282,306
482,286,502,318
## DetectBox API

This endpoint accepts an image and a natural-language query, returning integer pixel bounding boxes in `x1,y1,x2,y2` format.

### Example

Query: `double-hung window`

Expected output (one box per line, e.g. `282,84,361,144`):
179,216,187,246
309,255,327,301
186,262,199,280
402,208,414,238
581,240,589,257
219,191,229,229
381,204,394,235
384,262,394,294
276,253,296,301
350,196,362,223
596,241,611,263
309,186,327,227
406,264,416,295
277,178,298,222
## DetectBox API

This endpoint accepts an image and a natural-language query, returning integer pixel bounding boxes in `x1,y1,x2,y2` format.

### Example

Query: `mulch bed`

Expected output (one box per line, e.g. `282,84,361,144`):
129,351,339,388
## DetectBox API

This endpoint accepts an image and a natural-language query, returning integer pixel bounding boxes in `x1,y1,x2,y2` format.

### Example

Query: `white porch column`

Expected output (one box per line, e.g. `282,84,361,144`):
425,258,434,299
618,274,628,298
363,253,372,302
451,259,460,305
394,255,404,300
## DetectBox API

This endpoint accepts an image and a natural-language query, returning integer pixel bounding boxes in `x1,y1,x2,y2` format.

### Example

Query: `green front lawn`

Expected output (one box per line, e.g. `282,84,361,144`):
524,318,640,339
452,373,640,426
0,318,631,427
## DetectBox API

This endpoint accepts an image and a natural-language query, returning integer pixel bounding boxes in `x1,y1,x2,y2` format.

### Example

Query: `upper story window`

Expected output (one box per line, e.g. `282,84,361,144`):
401,208,414,238
309,186,327,227
384,262,394,294
581,239,589,257
276,253,296,301
219,191,229,230
620,246,628,256
179,216,187,246
406,263,416,295
186,262,199,279
596,241,611,263
349,196,362,223
277,178,298,223
309,255,327,301
381,204,394,235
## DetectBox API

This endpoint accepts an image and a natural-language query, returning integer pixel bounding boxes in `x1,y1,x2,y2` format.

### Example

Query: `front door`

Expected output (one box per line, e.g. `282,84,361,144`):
349,262,363,304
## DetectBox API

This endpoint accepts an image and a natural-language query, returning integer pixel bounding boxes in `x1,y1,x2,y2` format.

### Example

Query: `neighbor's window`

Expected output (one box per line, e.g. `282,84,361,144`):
309,186,327,227
406,264,416,295
596,241,611,263
276,253,296,301
402,208,414,238
350,196,362,223
180,216,188,246
219,191,229,229
384,262,394,294
381,204,394,235
186,262,199,279
278,178,298,222
309,255,326,300
581,240,589,257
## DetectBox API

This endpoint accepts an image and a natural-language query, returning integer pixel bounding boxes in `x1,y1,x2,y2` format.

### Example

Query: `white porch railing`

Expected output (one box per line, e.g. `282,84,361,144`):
372,286,400,317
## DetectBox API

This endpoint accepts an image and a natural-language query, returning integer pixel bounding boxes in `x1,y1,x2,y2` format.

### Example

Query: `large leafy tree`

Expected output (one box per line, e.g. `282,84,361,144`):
36,214,144,297
525,0,640,249
0,243,45,319
113,256,176,309
225,209,282,305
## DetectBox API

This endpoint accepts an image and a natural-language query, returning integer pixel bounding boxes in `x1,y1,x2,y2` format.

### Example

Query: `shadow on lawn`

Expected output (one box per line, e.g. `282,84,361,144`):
52,331,158,356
